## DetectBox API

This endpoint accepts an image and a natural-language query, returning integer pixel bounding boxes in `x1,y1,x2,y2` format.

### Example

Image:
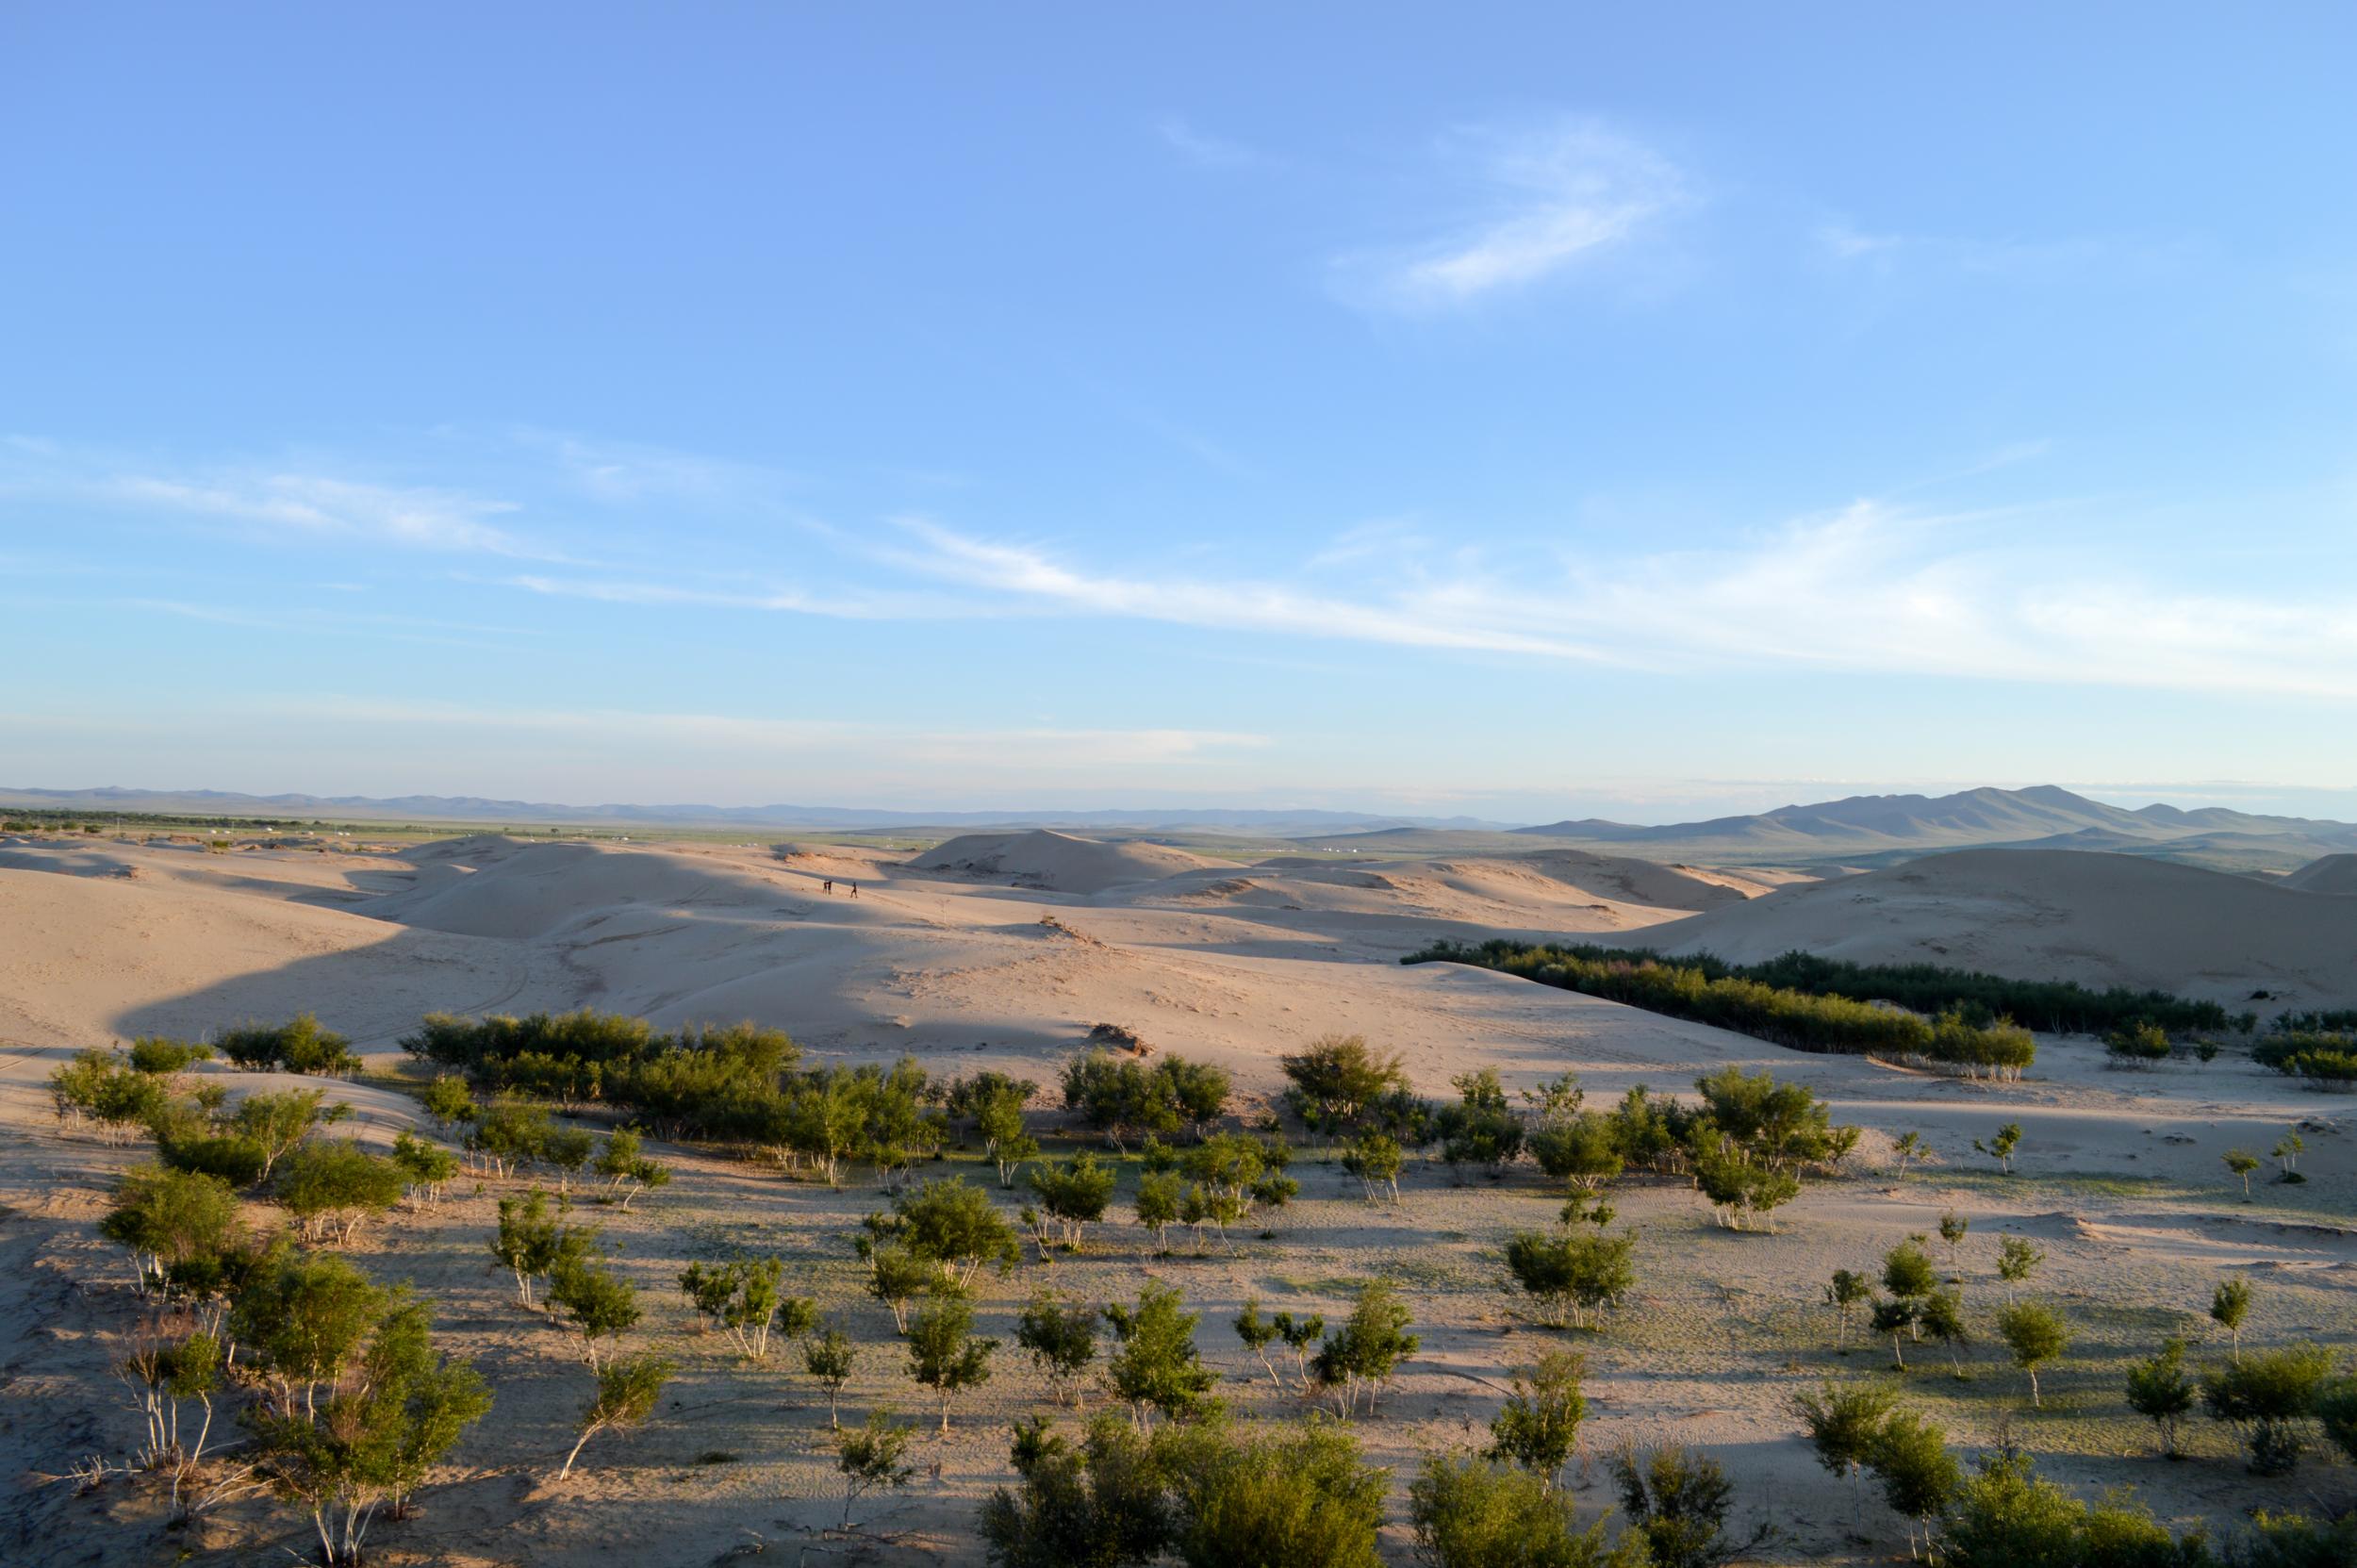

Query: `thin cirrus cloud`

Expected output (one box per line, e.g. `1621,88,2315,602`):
1335,119,1689,311
1157,115,1268,170
881,506,2357,701
106,472,543,557
0,435,566,561
250,698,1268,769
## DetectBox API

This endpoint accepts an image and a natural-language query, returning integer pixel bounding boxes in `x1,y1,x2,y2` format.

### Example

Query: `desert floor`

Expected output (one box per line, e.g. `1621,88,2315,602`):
0,832,2349,1565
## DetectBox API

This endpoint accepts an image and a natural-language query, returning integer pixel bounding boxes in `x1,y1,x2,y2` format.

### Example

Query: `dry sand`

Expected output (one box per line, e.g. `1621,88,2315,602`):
2282,851,2357,896
1643,848,2357,1009
0,832,2349,1565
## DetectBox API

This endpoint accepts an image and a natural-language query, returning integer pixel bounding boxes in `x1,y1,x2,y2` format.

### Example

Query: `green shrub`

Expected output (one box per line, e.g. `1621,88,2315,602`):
1409,1453,1645,1568
2103,1020,2173,1065
127,1036,214,1075
217,1014,358,1076
2202,1344,2334,1475
272,1140,405,1245
1504,1229,1636,1330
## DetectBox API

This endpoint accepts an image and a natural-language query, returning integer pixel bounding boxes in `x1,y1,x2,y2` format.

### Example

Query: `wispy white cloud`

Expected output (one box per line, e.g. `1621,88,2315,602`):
499,572,990,621
887,519,1610,662
1810,220,2181,280
879,503,2357,701
1,436,565,559
503,427,806,506
249,698,1267,769
1337,119,1688,311
1157,116,1266,170
107,472,538,555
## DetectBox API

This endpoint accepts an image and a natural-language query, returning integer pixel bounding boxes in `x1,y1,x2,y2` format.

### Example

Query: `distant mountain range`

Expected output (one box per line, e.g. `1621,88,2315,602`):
0,785,1505,837
9,783,2351,873
1507,784,2357,872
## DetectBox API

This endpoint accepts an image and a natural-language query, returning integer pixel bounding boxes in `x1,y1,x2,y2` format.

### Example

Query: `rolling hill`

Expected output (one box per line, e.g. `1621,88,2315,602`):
1505,785,2357,871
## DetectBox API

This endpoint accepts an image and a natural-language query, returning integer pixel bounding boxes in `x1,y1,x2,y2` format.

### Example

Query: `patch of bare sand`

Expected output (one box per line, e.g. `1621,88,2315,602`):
906,829,1236,894
0,834,2350,1566
1643,847,2357,1010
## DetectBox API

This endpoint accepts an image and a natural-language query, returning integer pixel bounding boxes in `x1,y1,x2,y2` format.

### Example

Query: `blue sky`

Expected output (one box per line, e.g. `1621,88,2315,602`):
7,4,2356,820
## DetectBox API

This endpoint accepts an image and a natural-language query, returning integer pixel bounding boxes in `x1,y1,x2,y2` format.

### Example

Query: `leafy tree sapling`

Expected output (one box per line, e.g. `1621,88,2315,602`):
801,1326,857,1428
1937,1211,1969,1266
1824,1268,1872,1350
1102,1281,1217,1428
1504,1228,1637,1330
1995,1300,2069,1408
1995,1237,2042,1298
558,1354,674,1480
590,1128,669,1208
272,1140,405,1246
1488,1348,1587,1493
888,1176,1021,1288
1277,1033,1409,1133
1274,1310,1326,1389
2223,1148,2261,1197
2124,1338,2196,1458
2211,1276,2251,1362
1866,1409,1957,1562
1027,1152,1116,1252
1611,1444,1771,1568
548,1252,640,1370
420,1075,475,1131
1016,1288,1099,1408
243,1296,490,1563
389,1130,459,1207
541,1125,595,1192
1134,1170,1183,1255
1920,1289,1970,1378
834,1409,917,1530
1310,1279,1419,1417
906,1295,997,1432
1972,1122,2021,1175
1340,1131,1405,1204
100,1164,244,1296
1789,1378,1897,1519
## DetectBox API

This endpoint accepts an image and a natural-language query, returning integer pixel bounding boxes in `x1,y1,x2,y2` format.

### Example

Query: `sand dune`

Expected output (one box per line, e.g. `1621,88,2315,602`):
1641,848,2357,1008
2282,851,2357,895
906,829,1234,893
1143,848,1779,934
1,831,2352,1566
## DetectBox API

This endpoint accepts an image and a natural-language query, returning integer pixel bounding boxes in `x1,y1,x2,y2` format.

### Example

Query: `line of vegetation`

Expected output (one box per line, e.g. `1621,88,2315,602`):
1405,942,2037,1077
2250,1031,2357,1090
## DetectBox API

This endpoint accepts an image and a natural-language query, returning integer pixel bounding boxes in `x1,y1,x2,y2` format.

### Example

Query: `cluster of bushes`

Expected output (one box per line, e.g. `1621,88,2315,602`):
980,1334,1770,1568
2274,1008,2357,1033
1730,949,2239,1035
96,1165,491,1561
1406,943,2036,1077
404,1010,948,1183
2251,1031,2357,1089
402,1011,793,1117
1796,1355,2357,1567
1059,1048,1229,1147
216,1015,360,1076
1278,1037,1854,1236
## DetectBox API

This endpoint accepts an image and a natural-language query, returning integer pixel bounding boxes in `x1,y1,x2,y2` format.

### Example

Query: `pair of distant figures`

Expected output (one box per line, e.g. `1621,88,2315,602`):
821,879,860,898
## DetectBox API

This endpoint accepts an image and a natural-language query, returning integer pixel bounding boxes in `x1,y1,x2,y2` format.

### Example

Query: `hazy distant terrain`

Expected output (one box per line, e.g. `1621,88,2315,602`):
12,783,2357,873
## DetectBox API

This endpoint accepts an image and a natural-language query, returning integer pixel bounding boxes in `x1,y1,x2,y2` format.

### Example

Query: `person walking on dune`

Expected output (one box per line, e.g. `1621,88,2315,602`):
822,879,833,895
849,881,859,899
